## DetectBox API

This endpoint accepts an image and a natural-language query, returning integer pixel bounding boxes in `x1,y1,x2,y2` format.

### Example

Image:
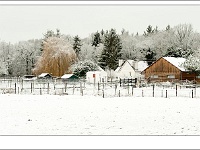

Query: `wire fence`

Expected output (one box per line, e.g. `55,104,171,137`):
0,77,200,98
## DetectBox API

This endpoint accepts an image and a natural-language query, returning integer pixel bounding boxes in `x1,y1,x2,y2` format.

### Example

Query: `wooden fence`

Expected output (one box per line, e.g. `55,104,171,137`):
0,77,199,98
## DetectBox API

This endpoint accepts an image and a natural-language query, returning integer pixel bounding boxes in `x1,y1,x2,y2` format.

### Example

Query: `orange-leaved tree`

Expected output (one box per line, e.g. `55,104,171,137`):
32,36,76,77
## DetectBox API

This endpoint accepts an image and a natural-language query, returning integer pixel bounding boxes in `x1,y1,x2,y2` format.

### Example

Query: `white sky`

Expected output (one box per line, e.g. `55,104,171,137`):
1,4,200,44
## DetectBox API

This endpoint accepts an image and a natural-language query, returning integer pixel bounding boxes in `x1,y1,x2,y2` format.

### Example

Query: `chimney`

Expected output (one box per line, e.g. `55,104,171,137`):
119,59,124,66
132,61,138,70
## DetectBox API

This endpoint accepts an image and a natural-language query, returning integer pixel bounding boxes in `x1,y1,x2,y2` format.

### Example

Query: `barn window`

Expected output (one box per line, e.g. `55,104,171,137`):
151,75,158,78
167,75,175,79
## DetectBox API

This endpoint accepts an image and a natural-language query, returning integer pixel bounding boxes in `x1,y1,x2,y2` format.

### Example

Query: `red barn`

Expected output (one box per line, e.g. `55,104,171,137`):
142,57,200,83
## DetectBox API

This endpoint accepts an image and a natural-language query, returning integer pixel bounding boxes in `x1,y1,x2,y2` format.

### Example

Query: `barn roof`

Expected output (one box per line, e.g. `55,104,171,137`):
163,57,186,71
38,73,52,78
142,57,187,72
61,74,78,79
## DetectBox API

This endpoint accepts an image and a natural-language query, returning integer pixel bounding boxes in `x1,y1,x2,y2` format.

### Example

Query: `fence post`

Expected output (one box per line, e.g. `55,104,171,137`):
128,83,129,95
73,85,75,95
31,83,33,93
119,90,120,97
98,82,100,91
142,90,144,97
115,83,117,95
102,90,104,98
80,82,83,96
176,85,178,97
192,90,194,98
102,78,105,89
22,79,23,90
15,83,16,94
65,83,67,92
40,88,42,95
47,82,50,94
132,86,134,96
153,84,155,97
166,90,167,98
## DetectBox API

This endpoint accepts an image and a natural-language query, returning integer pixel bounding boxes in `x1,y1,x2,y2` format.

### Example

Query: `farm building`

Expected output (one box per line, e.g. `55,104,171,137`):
115,60,148,79
38,73,52,79
61,74,79,82
86,70,107,84
142,57,200,83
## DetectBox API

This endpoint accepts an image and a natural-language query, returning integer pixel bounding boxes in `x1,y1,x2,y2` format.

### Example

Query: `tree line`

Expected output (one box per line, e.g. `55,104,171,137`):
0,23,200,77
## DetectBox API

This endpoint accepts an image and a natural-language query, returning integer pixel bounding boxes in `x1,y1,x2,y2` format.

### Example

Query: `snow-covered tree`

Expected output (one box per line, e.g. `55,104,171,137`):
9,39,41,76
79,43,103,63
32,36,76,77
136,36,156,65
173,24,194,58
0,41,14,76
0,60,8,76
183,54,200,71
71,59,99,77
120,30,143,60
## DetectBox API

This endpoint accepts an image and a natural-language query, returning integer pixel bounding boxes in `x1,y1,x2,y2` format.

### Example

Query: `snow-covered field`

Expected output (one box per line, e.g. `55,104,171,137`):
1,94,200,135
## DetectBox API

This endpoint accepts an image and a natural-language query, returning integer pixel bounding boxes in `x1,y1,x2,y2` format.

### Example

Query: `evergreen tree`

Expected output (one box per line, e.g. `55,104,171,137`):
100,29,104,36
92,31,101,47
145,48,156,66
98,29,122,70
73,35,82,58
166,25,170,31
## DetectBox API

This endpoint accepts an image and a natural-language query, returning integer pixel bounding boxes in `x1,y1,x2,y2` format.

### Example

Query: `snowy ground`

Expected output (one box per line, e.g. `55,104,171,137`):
1,94,200,135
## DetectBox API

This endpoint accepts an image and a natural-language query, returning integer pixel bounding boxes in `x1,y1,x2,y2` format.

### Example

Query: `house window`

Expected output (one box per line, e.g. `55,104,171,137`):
151,75,158,78
167,75,175,79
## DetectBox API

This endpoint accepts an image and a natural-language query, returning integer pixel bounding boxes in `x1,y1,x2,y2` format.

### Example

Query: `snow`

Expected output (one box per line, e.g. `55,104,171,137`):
1,92,200,135
61,74,74,79
163,57,186,71
137,61,148,72
38,73,50,78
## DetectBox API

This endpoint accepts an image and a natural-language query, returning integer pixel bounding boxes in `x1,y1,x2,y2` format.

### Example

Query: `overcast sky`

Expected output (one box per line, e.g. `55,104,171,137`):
1,5,200,44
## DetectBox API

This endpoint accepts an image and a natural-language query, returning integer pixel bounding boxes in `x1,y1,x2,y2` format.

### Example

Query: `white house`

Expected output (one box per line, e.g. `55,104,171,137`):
115,60,148,79
86,67,107,83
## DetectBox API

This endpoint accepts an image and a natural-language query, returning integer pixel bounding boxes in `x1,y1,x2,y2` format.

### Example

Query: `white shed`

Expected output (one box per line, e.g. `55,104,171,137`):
86,70,107,83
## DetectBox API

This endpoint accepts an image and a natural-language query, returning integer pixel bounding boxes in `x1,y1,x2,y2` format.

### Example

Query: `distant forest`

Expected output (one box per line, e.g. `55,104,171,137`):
1,23,200,77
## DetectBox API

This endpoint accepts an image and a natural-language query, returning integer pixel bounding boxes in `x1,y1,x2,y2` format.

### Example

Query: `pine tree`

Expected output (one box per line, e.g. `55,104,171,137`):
73,35,82,58
92,31,101,47
98,29,122,70
145,48,156,66
166,25,170,31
